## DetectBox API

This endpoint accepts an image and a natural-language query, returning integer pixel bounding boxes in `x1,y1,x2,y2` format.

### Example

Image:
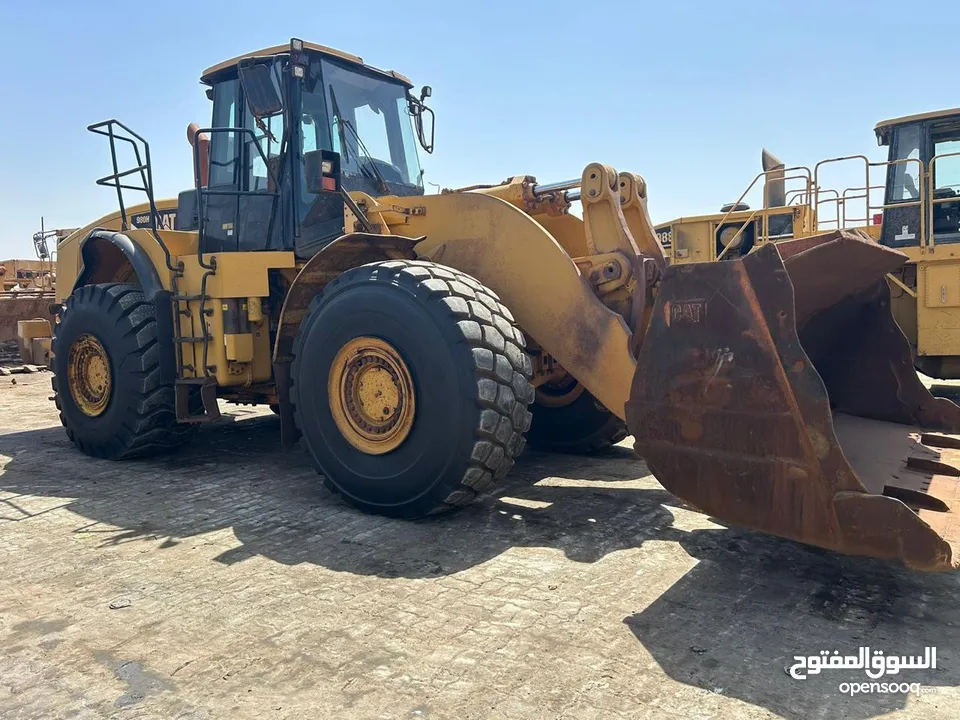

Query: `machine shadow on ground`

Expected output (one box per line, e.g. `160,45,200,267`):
2,409,960,719
0,410,677,575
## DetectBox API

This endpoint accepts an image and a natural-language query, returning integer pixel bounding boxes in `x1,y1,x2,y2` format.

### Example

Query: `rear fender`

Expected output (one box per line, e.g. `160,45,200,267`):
74,230,164,298
72,230,176,384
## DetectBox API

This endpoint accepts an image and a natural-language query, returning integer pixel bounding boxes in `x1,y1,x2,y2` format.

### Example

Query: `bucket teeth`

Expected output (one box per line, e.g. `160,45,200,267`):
921,433,960,451
906,456,960,477
882,486,949,514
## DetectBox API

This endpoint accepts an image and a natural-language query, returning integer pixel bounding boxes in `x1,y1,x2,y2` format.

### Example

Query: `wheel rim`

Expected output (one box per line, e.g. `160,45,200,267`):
535,372,585,408
328,337,416,455
67,333,112,417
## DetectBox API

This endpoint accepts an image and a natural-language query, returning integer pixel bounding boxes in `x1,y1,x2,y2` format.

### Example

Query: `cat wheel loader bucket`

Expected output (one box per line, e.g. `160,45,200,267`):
626,230,960,571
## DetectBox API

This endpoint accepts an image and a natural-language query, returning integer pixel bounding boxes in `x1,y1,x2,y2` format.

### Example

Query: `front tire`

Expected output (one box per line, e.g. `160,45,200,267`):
51,283,194,459
290,260,534,519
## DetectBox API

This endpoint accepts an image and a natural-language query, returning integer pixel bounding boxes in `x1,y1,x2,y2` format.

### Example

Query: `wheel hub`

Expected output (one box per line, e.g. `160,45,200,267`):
328,337,416,455
67,333,112,417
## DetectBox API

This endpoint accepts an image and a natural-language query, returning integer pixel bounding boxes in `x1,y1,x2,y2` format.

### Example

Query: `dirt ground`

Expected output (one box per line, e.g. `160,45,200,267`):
1,372,959,719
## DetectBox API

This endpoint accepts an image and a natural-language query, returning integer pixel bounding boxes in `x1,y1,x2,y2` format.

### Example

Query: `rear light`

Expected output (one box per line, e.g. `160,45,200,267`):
873,212,883,226
322,176,337,191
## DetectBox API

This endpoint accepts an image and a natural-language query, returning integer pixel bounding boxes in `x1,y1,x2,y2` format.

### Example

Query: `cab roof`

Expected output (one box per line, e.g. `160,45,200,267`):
875,107,960,133
200,41,413,87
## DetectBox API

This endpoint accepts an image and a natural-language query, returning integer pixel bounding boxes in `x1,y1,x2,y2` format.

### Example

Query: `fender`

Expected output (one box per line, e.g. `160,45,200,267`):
74,229,165,298
272,232,420,363
73,229,175,385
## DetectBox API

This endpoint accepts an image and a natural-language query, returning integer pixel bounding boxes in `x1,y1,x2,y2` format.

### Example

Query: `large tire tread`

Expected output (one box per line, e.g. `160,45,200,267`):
291,260,534,516
52,283,195,460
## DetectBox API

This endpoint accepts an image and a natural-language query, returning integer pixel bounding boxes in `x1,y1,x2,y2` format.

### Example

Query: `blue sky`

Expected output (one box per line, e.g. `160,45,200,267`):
0,0,954,257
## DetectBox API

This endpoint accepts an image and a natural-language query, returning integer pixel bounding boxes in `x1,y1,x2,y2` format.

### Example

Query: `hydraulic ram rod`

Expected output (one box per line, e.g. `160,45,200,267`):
531,179,581,203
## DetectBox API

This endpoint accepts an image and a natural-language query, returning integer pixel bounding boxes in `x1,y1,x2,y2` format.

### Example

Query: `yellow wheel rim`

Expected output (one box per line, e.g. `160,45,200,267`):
328,337,416,455
535,372,585,409
67,333,112,417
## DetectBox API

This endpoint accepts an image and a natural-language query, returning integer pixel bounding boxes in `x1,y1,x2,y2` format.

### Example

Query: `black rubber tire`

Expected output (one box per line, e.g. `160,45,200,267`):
51,283,195,459
290,259,534,519
525,387,628,454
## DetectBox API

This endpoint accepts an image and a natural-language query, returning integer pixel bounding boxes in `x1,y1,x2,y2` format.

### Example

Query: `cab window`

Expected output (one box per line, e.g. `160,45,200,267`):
889,125,921,202
932,127,960,239
209,79,240,188
934,138,960,193
246,111,284,192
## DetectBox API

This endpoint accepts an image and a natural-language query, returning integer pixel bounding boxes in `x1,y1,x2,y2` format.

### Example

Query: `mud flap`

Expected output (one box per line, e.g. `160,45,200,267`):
626,230,960,571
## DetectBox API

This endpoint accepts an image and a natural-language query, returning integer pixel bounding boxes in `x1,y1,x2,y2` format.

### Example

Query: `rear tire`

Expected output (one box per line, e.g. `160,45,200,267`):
51,283,195,459
526,377,627,454
290,260,534,519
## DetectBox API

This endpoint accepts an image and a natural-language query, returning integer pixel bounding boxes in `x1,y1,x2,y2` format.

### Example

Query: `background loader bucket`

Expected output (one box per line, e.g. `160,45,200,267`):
626,230,960,571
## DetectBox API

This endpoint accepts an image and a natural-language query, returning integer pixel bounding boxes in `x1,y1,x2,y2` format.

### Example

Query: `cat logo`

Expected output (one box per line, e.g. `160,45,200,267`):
131,210,177,231
663,299,706,326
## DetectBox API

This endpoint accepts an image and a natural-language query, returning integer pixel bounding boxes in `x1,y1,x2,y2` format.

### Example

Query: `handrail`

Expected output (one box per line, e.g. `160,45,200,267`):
715,205,798,261
813,154,925,244
190,126,281,272
87,120,177,273
713,166,813,259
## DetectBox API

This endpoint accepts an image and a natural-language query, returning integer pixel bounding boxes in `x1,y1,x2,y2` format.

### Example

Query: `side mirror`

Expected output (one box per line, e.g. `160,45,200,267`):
305,149,341,194
408,90,435,155
238,61,283,118
34,236,49,261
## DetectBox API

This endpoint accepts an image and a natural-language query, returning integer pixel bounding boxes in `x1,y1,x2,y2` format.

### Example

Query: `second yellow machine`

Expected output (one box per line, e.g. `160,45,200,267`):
49,39,960,571
655,107,960,382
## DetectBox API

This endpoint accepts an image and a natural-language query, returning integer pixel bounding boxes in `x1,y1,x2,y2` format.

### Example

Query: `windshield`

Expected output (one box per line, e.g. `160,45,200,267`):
315,57,423,194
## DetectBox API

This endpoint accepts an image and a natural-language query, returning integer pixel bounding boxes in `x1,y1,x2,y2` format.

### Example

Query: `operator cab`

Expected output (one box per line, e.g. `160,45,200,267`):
876,108,960,248
176,39,435,259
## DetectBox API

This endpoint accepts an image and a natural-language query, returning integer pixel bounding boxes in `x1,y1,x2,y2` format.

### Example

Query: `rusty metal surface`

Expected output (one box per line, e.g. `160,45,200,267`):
626,234,960,571
777,229,906,325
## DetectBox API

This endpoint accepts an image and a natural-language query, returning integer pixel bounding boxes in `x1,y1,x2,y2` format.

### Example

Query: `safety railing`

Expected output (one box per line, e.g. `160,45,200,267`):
87,120,178,273
813,155,926,244
785,189,813,206
714,166,814,260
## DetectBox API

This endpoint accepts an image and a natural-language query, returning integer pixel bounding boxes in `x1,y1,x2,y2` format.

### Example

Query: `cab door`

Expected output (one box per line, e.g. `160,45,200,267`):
880,122,926,249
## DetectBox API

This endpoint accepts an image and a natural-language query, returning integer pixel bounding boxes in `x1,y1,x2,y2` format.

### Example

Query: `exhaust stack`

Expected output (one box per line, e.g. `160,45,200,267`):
762,149,786,209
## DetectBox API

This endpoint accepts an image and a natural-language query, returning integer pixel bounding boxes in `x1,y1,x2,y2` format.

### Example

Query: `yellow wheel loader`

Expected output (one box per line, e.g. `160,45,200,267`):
47,40,960,570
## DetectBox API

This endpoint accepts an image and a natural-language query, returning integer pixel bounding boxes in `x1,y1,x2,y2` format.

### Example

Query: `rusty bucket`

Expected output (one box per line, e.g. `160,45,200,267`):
626,230,960,571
